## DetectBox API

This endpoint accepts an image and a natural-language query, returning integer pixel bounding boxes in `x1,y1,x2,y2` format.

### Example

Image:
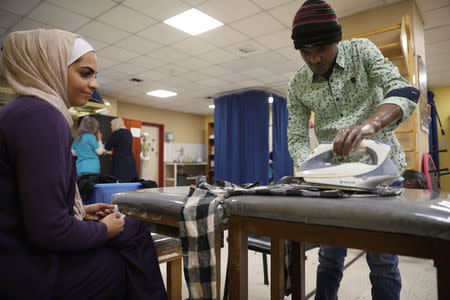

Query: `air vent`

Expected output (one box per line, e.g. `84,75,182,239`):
238,46,255,54
129,77,143,83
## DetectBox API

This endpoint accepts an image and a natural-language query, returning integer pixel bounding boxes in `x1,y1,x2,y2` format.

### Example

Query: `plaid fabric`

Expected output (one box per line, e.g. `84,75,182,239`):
179,180,402,299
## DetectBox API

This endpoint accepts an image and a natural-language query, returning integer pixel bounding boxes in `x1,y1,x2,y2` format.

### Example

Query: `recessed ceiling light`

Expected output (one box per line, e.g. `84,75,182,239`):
164,8,223,36
208,104,215,109
268,96,274,103
146,90,177,98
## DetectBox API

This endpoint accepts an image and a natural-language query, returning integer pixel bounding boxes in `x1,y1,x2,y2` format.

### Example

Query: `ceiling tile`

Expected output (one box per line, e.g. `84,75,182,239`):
254,29,292,50
148,46,190,62
198,0,261,23
127,54,167,69
259,74,288,84
122,0,190,21
425,24,450,45
225,39,269,58
196,65,233,77
183,0,208,5
230,12,285,38
427,71,450,88
108,62,149,75
334,0,383,18
237,79,265,88
198,77,230,88
423,6,450,30
240,67,274,78
0,9,21,28
47,0,116,18
1,0,40,16
220,72,252,83
177,71,210,82
171,37,216,55
156,63,190,75
425,40,450,57
85,38,109,51
180,56,211,70
96,45,140,61
251,0,292,10
77,21,130,44
198,26,248,48
134,69,169,81
115,35,162,54
10,18,51,32
415,0,449,13
199,48,240,65
98,68,129,80
98,5,157,33
138,23,189,45
97,56,121,69
268,1,302,27
276,46,300,61
28,2,90,31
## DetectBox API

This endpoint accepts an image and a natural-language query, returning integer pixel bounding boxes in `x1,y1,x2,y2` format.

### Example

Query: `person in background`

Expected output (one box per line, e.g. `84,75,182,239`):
105,117,138,180
0,29,166,299
72,116,105,176
287,1,419,299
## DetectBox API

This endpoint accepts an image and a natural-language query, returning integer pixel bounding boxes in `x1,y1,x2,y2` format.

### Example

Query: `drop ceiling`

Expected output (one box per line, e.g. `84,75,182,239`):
0,0,449,115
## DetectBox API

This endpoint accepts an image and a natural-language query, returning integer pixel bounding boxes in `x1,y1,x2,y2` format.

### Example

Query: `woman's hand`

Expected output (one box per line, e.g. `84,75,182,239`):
100,212,125,239
84,203,114,220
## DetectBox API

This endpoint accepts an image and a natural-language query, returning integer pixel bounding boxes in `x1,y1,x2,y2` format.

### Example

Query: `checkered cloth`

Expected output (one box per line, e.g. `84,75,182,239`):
179,180,403,299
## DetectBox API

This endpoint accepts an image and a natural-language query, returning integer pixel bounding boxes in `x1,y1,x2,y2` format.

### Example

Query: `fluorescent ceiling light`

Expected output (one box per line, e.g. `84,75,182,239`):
146,90,177,98
164,8,223,36
208,104,215,109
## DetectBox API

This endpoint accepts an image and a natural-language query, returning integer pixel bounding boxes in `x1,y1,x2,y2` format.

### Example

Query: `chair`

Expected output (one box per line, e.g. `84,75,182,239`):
152,233,183,300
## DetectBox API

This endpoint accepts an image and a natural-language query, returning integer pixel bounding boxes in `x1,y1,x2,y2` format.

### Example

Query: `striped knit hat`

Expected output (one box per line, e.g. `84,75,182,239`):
291,0,342,49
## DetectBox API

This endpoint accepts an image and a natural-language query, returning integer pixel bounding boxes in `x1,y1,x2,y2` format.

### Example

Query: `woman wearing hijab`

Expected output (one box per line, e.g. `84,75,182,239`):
105,117,139,180
72,116,105,176
0,29,167,300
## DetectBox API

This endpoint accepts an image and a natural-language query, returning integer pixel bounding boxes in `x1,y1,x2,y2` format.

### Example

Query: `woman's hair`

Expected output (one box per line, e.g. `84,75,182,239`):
74,116,99,144
111,117,125,132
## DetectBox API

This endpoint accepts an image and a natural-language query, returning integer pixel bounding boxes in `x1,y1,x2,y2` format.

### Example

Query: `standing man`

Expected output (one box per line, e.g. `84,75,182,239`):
287,1,419,299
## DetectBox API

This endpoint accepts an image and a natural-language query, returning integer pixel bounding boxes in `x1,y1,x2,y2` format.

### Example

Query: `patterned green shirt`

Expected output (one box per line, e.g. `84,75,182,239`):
287,38,417,172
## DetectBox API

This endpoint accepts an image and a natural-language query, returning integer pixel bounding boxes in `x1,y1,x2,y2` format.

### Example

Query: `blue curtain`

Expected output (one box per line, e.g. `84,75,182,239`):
214,90,270,185
272,95,294,182
428,90,439,170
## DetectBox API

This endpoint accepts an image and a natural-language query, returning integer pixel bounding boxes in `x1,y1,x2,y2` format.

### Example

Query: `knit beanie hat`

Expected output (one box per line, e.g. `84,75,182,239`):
291,0,342,49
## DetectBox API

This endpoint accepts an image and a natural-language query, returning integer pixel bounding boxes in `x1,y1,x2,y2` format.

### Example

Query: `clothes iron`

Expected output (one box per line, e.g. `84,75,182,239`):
296,139,402,191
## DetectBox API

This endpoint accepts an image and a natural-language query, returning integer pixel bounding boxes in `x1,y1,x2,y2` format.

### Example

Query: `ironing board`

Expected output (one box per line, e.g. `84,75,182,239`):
225,189,450,300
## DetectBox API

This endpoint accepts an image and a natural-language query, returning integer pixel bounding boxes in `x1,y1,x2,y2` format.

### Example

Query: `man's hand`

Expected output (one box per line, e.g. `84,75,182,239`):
333,104,402,158
84,203,114,221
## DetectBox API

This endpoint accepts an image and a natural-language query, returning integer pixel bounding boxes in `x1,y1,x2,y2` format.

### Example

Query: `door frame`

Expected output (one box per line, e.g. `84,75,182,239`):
142,121,164,187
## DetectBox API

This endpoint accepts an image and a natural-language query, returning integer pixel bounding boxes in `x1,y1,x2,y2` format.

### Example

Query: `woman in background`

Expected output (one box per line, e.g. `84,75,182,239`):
0,29,166,300
106,117,138,180
72,116,105,176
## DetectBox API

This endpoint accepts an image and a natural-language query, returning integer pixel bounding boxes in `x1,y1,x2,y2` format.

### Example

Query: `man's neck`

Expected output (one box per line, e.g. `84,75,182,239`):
323,58,336,81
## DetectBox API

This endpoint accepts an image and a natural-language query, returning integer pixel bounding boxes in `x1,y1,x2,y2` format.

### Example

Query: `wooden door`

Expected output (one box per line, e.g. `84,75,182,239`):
123,118,142,177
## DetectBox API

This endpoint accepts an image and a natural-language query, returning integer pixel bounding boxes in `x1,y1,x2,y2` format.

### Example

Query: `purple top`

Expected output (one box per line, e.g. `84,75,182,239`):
0,97,107,287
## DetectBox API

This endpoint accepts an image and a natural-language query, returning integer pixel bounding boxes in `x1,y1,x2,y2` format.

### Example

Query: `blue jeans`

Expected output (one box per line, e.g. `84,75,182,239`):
315,245,401,300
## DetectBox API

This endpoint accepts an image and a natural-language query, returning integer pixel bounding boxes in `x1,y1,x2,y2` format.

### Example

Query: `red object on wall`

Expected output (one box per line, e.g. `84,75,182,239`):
123,118,142,177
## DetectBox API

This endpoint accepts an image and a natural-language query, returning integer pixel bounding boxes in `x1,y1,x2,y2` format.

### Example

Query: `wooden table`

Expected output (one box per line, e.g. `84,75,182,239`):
225,189,450,300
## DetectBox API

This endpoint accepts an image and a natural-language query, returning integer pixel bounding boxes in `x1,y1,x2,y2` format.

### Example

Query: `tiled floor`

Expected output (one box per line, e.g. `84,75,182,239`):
159,232,438,300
